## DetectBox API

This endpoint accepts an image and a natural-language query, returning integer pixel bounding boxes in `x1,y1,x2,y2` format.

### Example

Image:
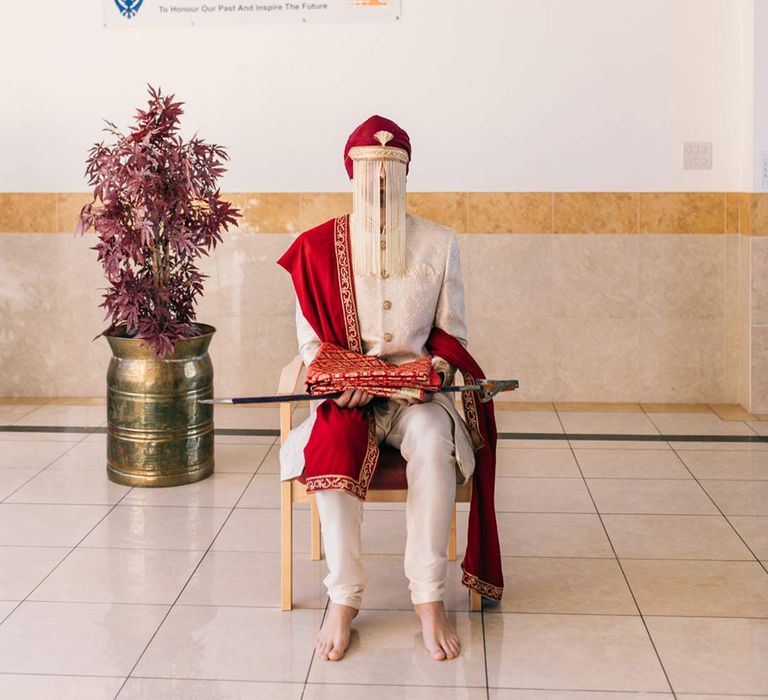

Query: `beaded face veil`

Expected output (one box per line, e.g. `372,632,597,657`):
344,116,411,279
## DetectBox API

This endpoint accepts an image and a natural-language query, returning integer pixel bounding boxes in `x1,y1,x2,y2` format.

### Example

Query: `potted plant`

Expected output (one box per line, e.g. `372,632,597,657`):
78,85,240,486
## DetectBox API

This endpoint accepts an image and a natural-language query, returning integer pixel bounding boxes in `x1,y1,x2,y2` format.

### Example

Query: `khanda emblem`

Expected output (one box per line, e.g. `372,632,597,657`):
114,0,144,18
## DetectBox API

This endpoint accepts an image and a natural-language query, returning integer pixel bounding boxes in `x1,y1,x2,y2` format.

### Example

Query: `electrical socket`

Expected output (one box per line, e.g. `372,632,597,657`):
683,142,712,170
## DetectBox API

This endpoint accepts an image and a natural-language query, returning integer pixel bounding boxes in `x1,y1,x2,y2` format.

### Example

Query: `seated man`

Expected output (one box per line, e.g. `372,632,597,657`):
278,115,501,662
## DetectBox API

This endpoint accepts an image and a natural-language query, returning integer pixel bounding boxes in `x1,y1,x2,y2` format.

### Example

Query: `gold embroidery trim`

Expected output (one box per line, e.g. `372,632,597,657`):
357,411,380,495
306,474,367,501
461,371,486,451
347,145,409,164
461,569,503,601
306,223,380,501
334,215,362,354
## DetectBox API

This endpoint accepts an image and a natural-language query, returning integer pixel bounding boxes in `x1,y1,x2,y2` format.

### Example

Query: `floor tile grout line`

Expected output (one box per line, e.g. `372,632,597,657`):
5,502,765,517
10,543,761,562
0,436,97,504
664,441,768,578
301,598,329,699
6,595,768,619
0,671,126,680
501,474,768,481
4,422,768,444
0,482,136,629
480,604,490,700
7,548,768,564
112,459,272,698
488,685,673,695
554,405,679,699
304,680,489,689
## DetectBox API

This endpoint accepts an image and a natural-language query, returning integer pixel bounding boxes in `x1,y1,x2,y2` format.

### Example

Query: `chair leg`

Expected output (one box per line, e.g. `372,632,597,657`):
281,480,293,611
310,495,322,561
470,591,482,612
447,504,457,561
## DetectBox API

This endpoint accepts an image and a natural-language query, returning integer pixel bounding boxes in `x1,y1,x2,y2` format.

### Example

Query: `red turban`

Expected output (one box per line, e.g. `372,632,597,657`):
343,115,411,179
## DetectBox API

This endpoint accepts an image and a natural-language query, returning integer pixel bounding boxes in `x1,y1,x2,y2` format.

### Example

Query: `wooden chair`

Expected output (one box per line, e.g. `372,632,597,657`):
278,354,481,612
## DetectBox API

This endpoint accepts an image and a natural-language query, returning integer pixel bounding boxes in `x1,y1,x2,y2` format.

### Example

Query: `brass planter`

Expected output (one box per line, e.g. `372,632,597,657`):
105,324,215,487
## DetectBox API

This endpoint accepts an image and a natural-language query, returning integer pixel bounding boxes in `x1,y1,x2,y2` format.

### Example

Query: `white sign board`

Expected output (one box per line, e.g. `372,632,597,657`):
104,0,400,27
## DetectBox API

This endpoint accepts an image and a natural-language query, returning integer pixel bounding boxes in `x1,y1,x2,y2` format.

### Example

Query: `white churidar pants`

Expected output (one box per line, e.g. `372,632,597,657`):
314,399,457,608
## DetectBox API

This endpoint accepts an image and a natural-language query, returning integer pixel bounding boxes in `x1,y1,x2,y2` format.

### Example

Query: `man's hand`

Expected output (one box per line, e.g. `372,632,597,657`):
392,392,434,407
333,388,374,409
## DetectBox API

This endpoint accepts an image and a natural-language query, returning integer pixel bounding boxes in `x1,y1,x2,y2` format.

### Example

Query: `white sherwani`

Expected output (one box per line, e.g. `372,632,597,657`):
279,214,475,484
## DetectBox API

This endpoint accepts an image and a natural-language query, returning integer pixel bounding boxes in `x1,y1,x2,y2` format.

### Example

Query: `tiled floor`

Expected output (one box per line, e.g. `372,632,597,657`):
0,402,767,698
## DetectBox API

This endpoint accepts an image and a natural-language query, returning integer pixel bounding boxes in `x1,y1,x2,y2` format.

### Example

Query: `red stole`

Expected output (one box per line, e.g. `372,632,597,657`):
277,215,503,601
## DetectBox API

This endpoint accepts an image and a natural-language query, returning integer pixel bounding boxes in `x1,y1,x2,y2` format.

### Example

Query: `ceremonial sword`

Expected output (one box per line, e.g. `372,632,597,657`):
199,379,519,406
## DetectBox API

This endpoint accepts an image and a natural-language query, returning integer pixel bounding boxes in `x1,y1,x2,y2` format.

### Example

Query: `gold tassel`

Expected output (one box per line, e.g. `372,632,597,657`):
351,158,407,278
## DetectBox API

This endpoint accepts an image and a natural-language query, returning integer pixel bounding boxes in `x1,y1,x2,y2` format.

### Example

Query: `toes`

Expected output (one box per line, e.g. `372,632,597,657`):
328,642,343,661
431,647,447,661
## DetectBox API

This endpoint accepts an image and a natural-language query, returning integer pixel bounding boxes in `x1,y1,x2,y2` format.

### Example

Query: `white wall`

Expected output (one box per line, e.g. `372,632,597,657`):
753,0,768,190
0,0,752,193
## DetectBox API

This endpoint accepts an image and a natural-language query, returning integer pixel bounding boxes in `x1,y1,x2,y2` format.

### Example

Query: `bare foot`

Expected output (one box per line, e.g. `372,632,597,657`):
315,602,358,661
414,601,461,660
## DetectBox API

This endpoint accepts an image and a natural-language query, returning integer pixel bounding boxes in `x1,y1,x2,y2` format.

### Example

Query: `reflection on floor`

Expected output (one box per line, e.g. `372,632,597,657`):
0,401,766,698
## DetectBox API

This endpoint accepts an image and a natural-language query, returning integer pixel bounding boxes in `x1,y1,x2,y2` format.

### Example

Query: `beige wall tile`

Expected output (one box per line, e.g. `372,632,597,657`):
641,404,713,413
724,236,743,406
708,404,757,421
56,193,93,234
555,402,642,412
461,236,555,400
299,193,352,230
552,318,638,402
751,327,768,413
406,193,467,232
639,193,725,234
495,401,554,411
0,223,756,406
638,234,725,319
467,193,551,233
725,192,739,234
463,234,554,318
196,234,295,321
724,317,748,406
751,238,768,325
0,193,56,233
724,235,740,320
551,234,639,319
206,314,297,398
752,193,768,236
225,193,300,234
739,192,752,235
467,313,556,402
553,193,638,234
638,318,725,403
61,192,300,236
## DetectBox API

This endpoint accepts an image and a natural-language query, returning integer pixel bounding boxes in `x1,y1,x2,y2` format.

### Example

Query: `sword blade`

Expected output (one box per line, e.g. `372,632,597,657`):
200,389,469,405
199,379,519,405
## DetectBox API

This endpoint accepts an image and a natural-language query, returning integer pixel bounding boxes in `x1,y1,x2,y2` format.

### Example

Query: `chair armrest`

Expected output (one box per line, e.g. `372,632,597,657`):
278,354,304,395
